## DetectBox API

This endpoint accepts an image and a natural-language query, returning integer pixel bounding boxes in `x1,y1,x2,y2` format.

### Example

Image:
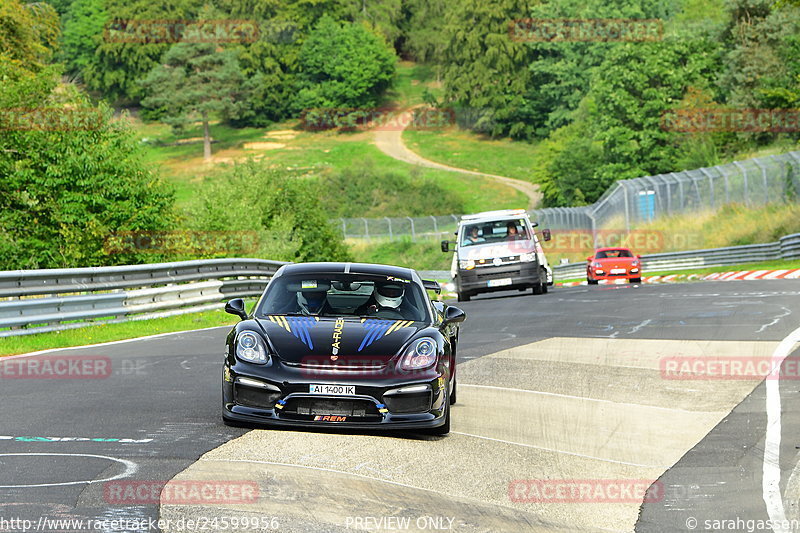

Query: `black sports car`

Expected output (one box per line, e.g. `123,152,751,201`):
222,262,466,434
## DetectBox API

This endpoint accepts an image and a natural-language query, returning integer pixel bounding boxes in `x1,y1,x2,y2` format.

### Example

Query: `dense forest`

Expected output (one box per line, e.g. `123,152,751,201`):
2,0,800,268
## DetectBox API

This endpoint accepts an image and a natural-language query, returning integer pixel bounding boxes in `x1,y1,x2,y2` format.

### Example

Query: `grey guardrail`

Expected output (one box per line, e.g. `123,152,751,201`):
0,258,287,337
552,232,800,280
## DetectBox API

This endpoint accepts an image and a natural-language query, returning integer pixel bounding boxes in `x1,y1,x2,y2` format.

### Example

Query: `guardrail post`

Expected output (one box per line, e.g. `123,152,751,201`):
407,217,415,241
361,218,369,240
341,219,347,239
430,215,438,235
385,217,392,240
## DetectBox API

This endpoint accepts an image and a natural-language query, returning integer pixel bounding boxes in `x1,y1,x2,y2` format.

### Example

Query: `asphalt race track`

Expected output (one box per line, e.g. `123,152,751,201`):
2,280,800,532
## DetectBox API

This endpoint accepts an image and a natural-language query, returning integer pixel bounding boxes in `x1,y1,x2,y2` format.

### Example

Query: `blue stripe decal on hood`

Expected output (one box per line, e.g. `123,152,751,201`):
358,320,393,352
284,316,317,349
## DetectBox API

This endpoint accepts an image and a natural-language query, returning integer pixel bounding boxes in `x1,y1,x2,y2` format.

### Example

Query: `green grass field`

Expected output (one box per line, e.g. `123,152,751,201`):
134,121,526,214
403,128,542,182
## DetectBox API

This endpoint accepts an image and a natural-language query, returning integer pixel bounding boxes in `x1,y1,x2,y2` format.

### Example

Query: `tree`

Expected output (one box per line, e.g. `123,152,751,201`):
587,37,721,183
402,0,448,80
83,0,202,104
293,15,396,111
60,0,108,83
140,41,249,160
0,0,60,71
0,64,175,269
439,0,534,139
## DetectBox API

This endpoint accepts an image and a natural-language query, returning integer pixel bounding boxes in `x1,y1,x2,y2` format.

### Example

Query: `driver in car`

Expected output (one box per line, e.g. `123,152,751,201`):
296,286,332,315
356,281,410,319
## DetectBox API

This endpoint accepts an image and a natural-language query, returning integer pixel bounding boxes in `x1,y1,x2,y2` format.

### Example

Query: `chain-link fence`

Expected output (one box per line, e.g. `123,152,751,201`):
335,151,800,240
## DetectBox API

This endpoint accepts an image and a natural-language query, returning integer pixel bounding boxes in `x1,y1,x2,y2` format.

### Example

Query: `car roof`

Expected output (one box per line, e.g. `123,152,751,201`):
594,247,633,252
276,262,419,281
460,209,530,223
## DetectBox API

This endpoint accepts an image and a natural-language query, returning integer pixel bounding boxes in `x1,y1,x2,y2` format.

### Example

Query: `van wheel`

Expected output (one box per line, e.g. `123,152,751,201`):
532,283,543,295
457,292,470,302
540,269,548,294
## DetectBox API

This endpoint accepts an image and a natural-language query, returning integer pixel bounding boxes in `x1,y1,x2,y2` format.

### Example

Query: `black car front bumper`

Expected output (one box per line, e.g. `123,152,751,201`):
222,361,449,430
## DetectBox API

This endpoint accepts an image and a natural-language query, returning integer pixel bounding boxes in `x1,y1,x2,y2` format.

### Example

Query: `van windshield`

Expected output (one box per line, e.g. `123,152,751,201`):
460,219,529,246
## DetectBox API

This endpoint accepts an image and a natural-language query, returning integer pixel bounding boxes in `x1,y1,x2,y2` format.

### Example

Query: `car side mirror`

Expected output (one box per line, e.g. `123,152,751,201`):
225,298,248,320
637,254,642,259
443,306,466,324
441,240,450,253
542,228,551,242
586,256,593,262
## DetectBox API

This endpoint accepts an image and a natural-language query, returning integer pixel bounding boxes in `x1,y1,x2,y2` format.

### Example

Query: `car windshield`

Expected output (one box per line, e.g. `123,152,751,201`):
460,219,529,246
256,273,430,322
596,249,633,259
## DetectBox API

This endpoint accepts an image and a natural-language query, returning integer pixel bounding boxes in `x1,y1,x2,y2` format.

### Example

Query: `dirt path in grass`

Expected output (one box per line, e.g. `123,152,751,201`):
372,108,541,209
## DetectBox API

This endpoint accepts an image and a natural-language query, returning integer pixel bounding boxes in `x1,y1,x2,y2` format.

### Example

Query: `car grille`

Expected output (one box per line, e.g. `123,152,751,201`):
476,267,523,280
235,386,281,409
283,397,380,418
383,391,432,414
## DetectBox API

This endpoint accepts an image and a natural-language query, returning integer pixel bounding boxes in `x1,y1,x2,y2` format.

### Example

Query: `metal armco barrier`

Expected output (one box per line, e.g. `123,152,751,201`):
552,232,800,280
2,235,798,337
0,258,287,337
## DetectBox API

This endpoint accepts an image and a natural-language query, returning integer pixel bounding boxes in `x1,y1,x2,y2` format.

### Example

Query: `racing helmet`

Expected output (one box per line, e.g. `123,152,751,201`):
374,282,404,309
297,290,326,314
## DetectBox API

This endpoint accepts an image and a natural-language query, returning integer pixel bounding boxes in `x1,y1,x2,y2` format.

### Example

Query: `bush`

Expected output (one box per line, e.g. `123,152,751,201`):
0,65,175,269
189,162,351,263
320,159,463,217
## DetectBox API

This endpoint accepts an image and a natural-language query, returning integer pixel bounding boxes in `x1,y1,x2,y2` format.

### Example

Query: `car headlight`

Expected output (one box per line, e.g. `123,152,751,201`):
520,252,537,262
400,338,438,371
235,330,269,364
458,259,475,270
631,260,639,267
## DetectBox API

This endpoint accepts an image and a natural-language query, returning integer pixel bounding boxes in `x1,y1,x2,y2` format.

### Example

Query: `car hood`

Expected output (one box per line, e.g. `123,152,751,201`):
595,257,636,265
255,315,427,363
458,239,535,260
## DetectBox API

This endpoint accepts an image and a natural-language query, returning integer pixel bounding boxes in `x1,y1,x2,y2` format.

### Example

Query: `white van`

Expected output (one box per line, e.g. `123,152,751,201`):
441,209,552,302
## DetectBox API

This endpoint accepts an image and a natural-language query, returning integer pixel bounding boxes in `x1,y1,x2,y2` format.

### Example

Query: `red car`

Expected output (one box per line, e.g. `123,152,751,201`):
586,247,642,284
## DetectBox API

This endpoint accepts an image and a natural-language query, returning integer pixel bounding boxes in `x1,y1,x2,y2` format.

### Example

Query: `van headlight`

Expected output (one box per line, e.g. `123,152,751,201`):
458,259,475,270
235,331,269,364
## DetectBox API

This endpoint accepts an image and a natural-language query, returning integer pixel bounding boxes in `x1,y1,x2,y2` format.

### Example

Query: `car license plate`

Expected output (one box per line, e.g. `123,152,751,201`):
487,278,512,288
309,384,355,395
610,268,626,274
